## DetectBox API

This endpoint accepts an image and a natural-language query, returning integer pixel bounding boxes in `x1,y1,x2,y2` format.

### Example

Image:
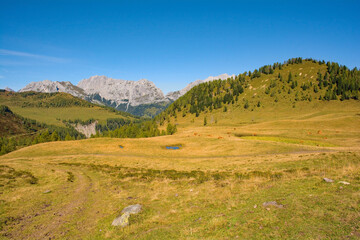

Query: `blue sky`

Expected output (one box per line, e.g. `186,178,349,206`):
1,0,360,93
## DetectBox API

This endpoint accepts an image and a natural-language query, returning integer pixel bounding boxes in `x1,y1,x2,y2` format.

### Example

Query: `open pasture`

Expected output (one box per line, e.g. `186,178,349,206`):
1,101,360,239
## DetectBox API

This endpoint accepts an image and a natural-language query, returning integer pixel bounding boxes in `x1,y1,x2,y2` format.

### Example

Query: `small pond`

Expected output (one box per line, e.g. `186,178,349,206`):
165,144,182,150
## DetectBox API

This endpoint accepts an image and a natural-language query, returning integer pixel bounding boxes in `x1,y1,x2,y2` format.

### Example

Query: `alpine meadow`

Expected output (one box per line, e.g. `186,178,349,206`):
1,1,360,239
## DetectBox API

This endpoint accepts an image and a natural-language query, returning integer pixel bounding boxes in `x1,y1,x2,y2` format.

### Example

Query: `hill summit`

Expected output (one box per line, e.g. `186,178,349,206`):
157,58,360,123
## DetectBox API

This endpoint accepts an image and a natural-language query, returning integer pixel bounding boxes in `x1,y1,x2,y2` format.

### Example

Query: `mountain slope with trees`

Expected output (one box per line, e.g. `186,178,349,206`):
156,58,359,125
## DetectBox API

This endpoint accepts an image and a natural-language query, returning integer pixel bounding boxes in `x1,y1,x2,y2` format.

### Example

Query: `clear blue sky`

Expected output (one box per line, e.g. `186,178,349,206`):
1,0,360,93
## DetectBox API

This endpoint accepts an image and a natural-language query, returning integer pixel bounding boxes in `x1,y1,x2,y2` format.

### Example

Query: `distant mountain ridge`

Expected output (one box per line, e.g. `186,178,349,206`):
78,76,166,108
20,80,86,98
4,87,14,92
18,73,235,117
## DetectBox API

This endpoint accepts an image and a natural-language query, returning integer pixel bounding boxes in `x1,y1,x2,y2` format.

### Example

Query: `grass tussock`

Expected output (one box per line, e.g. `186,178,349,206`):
0,165,38,187
66,171,75,182
58,158,360,184
60,162,219,184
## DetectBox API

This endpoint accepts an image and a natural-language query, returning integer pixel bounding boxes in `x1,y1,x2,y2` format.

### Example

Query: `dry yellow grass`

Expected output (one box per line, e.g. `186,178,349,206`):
1,99,360,239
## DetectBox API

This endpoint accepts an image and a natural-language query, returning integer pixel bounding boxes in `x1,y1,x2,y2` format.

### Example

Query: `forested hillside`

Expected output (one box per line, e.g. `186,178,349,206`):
0,105,41,136
0,105,85,155
156,58,360,124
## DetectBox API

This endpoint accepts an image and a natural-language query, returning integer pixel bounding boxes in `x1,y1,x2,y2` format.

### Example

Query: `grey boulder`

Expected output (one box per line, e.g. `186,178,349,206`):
323,178,334,183
112,204,142,227
338,181,350,185
262,201,284,208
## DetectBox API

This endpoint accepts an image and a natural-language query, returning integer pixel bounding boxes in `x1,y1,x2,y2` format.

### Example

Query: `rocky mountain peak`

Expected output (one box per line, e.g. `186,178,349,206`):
77,76,166,107
4,87,14,92
19,79,86,98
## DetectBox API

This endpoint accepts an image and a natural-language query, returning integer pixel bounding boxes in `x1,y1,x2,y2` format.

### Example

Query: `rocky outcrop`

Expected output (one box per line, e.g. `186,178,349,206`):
262,201,284,208
112,204,142,227
323,178,334,183
73,121,97,138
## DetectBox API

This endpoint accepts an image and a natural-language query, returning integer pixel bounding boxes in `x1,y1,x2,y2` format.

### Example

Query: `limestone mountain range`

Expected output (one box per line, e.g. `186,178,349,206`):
18,73,235,117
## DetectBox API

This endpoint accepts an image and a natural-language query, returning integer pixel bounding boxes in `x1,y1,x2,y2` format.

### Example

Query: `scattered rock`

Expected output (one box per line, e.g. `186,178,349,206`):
43,190,51,194
112,212,130,227
121,204,142,214
253,204,257,209
112,204,142,227
175,193,179,197
323,178,334,183
338,181,350,185
262,201,284,209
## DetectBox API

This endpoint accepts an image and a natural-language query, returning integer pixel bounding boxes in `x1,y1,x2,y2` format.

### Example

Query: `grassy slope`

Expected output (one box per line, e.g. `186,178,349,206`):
1,100,359,239
0,107,33,137
0,92,135,127
1,61,360,239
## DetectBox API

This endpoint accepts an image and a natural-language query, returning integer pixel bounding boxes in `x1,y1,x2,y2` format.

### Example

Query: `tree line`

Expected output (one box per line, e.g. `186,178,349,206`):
91,120,177,138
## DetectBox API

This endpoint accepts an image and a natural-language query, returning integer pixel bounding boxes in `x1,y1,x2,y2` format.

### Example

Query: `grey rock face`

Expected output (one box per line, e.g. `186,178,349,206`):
4,87,14,92
112,204,142,227
78,76,167,107
19,80,86,98
73,121,97,138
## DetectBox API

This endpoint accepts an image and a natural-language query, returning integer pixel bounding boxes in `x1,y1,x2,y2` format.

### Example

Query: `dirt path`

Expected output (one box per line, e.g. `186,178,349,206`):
15,167,94,240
